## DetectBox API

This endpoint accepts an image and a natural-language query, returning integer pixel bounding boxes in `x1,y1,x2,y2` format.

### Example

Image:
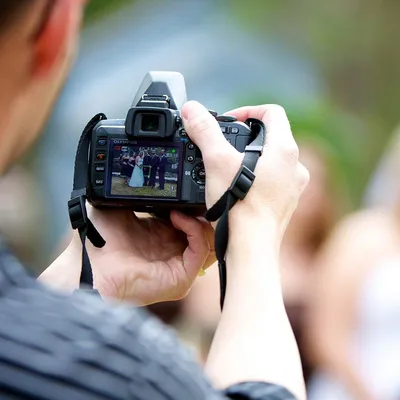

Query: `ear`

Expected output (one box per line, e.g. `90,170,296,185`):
32,0,84,78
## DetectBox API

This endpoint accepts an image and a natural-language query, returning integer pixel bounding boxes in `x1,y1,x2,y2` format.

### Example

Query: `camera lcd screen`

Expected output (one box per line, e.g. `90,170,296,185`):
110,143,180,199
141,114,160,132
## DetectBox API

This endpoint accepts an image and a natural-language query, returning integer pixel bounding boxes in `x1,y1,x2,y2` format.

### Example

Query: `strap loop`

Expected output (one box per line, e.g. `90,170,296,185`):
229,165,256,201
68,195,88,231
205,119,266,309
69,113,107,289
245,145,263,156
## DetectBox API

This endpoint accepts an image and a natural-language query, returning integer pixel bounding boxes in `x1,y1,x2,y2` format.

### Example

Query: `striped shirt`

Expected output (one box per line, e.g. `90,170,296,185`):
0,240,296,400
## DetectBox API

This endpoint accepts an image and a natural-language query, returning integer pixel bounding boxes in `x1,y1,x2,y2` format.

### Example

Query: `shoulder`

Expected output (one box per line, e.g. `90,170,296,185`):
224,382,297,400
0,282,217,399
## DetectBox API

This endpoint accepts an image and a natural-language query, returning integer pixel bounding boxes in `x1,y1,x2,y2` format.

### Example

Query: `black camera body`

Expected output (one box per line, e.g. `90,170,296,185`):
87,72,256,215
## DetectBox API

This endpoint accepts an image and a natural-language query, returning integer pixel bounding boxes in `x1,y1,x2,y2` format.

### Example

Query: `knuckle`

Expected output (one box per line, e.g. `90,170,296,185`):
260,104,292,136
268,104,287,115
297,163,310,188
279,141,299,164
264,104,289,123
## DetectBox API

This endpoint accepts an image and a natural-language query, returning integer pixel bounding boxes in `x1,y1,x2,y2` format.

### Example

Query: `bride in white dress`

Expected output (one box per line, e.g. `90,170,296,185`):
128,152,144,188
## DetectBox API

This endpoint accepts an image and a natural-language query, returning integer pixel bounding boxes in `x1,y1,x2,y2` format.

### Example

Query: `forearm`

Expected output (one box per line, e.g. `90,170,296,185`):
39,239,81,292
205,210,306,400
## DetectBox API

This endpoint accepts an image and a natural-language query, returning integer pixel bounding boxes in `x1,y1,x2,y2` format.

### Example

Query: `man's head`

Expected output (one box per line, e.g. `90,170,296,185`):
0,0,86,174
160,150,165,156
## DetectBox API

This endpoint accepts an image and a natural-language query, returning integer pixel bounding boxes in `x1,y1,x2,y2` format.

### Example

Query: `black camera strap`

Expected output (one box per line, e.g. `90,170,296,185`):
205,119,266,310
68,113,107,289
68,113,265,307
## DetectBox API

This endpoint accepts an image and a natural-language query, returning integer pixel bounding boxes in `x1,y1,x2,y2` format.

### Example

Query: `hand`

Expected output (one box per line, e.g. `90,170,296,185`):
44,208,216,305
181,102,309,239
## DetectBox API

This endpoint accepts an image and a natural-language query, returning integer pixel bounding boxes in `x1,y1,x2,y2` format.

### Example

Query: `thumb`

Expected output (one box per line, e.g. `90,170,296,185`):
181,101,234,164
170,210,210,281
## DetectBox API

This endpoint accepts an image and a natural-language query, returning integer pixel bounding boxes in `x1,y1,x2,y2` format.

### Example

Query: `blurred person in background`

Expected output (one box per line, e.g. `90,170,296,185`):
0,1,310,399
280,138,344,383
306,130,400,400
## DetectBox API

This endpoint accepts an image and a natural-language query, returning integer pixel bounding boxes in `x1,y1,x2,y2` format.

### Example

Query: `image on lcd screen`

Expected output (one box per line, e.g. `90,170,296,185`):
111,144,179,198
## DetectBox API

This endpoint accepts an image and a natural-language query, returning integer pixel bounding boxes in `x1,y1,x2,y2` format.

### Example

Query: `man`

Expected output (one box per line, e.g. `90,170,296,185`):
0,1,309,399
148,150,159,188
158,149,168,190
142,150,151,186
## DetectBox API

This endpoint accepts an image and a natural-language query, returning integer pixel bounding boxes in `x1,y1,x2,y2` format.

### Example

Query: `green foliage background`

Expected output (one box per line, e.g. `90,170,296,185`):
84,0,133,23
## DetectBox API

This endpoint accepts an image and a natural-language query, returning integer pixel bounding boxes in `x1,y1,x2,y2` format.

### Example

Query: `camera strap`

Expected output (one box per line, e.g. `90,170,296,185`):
68,113,264,306
68,113,107,289
205,118,266,310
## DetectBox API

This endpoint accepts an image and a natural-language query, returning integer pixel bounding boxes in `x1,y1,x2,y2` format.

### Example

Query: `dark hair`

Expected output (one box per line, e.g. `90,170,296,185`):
0,1,33,29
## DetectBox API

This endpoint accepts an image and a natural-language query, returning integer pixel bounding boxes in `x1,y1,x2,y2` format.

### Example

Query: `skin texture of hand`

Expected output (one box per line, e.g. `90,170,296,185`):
42,208,216,305
182,102,310,241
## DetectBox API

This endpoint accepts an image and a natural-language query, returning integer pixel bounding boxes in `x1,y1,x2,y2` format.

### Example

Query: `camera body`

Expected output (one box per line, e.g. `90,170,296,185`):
87,72,255,215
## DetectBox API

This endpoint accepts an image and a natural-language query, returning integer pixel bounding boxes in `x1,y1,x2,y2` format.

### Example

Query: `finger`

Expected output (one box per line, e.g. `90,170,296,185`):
224,105,271,122
181,101,237,164
227,104,298,159
226,104,291,132
196,217,216,269
170,210,210,280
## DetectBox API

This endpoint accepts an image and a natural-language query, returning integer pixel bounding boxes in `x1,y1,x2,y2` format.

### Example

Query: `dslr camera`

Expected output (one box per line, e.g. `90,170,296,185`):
87,71,256,215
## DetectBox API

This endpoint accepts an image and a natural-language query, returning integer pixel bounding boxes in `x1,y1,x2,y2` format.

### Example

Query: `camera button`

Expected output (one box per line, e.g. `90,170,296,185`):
95,179,104,186
221,126,227,133
197,168,206,181
187,143,195,150
187,155,195,163
175,116,182,127
217,115,237,123
97,139,107,146
96,153,106,161
95,166,105,172
230,127,239,134
180,128,187,137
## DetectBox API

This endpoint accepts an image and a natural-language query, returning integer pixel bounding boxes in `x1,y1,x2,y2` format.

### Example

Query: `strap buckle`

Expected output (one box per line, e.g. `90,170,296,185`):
68,194,88,230
245,145,264,156
229,164,256,200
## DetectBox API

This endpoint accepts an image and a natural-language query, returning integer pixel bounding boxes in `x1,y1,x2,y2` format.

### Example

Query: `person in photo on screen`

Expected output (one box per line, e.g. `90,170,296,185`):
149,150,160,188
143,150,151,186
158,150,168,190
129,151,144,188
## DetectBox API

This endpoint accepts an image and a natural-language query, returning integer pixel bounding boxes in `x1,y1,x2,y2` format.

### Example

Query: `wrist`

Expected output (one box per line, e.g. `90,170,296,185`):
39,239,81,292
228,202,281,262
39,235,128,301
224,204,286,311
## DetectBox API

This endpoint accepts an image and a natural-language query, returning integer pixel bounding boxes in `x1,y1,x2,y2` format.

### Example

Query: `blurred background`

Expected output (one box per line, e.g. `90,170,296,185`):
1,1,400,399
